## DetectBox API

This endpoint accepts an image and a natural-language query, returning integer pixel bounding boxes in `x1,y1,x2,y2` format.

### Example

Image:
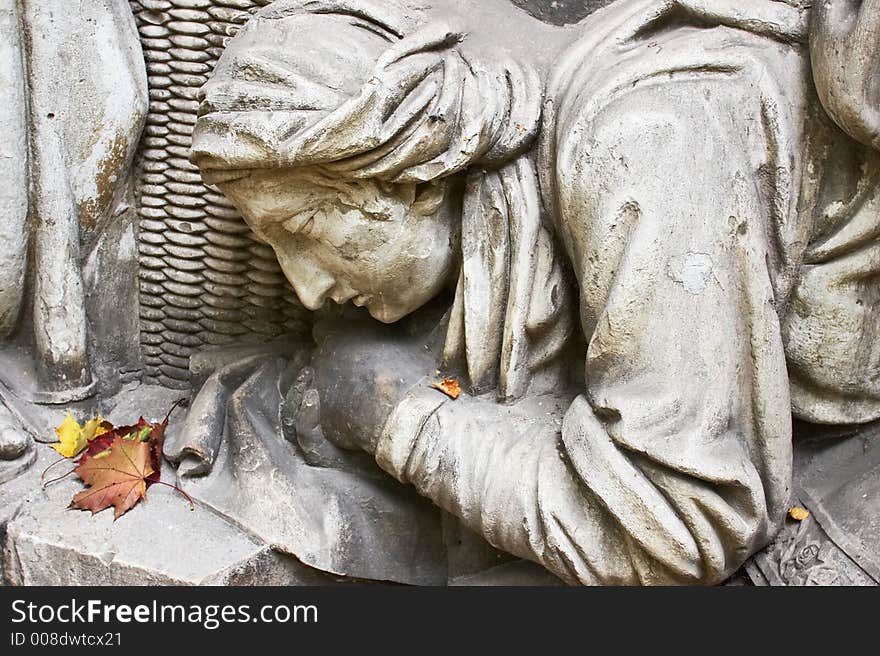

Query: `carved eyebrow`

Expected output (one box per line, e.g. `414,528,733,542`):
306,172,357,196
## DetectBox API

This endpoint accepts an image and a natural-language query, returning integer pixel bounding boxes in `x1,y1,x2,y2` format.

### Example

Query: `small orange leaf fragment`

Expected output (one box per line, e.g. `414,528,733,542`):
788,506,810,521
430,377,461,400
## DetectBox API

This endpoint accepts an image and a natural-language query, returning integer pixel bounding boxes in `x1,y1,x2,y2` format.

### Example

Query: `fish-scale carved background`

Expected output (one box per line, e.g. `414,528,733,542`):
128,0,309,389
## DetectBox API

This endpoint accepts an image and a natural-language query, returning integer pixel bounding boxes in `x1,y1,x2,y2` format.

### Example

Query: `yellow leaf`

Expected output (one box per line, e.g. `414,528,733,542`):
50,412,87,458
81,416,113,442
788,506,810,521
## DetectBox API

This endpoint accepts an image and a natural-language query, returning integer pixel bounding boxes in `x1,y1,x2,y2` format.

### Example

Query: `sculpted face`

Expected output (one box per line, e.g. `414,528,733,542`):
215,168,460,323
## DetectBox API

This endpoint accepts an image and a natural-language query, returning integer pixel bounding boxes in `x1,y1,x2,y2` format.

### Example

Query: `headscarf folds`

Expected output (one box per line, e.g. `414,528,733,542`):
191,0,569,401
191,0,542,183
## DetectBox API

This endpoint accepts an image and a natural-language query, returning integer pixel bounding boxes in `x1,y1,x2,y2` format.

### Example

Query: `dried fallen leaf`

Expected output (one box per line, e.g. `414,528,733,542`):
50,413,114,458
76,431,119,464
50,413,88,458
81,416,113,442
69,435,153,520
48,399,191,518
145,419,168,487
430,377,461,400
75,418,145,466
788,506,810,521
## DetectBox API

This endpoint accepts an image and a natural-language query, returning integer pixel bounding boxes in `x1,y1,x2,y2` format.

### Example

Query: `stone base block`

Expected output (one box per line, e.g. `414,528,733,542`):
2,445,338,586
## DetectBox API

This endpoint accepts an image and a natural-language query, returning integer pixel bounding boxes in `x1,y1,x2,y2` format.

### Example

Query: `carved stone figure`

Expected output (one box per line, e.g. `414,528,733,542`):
1,0,877,586
0,0,147,478
178,0,880,584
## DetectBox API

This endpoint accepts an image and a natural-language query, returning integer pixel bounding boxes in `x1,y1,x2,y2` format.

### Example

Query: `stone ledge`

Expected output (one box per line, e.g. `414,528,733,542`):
2,445,337,586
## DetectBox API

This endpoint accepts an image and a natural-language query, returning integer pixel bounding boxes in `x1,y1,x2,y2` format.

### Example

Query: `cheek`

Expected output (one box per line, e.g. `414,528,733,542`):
312,206,389,257
369,221,455,297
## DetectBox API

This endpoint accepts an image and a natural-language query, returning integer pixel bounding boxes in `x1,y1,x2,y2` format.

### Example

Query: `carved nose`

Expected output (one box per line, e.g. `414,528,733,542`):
292,275,336,311
296,287,329,311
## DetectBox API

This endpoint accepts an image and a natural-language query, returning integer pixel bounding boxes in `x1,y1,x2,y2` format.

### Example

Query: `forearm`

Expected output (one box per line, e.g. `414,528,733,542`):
377,383,787,586
376,388,641,585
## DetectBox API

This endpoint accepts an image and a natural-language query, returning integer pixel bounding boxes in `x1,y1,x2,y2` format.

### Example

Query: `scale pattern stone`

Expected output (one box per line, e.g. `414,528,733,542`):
129,0,308,388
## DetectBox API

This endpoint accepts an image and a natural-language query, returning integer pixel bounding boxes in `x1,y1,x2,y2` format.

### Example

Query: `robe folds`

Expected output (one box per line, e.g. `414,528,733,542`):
376,0,880,584
178,0,879,585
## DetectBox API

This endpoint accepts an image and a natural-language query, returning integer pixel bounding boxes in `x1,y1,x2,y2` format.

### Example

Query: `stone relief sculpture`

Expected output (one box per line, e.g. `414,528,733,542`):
1,0,877,586
176,0,880,585
0,0,147,479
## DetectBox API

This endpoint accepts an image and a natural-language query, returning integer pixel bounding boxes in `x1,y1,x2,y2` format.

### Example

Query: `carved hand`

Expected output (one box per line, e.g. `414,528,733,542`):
290,317,437,455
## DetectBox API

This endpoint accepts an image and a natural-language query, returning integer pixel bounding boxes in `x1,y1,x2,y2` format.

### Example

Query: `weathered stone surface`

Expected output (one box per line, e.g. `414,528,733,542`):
0,0,148,468
182,0,880,586
2,0,880,589
172,357,448,585
0,0,29,340
450,560,565,586
0,405,31,467
2,446,336,586
129,0,306,388
810,1,880,151
746,508,875,587
0,441,45,577
23,0,147,395
743,420,880,586
84,209,143,398
511,0,616,25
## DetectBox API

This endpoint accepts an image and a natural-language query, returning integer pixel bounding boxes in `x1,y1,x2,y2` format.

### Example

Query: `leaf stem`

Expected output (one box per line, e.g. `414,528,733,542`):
162,397,189,426
40,455,70,483
151,478,195,510
42,467,76,488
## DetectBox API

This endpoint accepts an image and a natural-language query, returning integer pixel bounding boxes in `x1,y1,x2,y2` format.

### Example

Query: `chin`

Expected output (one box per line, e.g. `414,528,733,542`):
367,303,411,324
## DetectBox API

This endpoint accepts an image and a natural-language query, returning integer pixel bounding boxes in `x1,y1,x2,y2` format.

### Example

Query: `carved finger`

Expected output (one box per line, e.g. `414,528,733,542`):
296,388,323,438
291,366,315,409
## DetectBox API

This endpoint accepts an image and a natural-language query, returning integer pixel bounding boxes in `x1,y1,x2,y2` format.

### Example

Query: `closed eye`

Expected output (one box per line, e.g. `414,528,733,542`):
283,208,318,236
